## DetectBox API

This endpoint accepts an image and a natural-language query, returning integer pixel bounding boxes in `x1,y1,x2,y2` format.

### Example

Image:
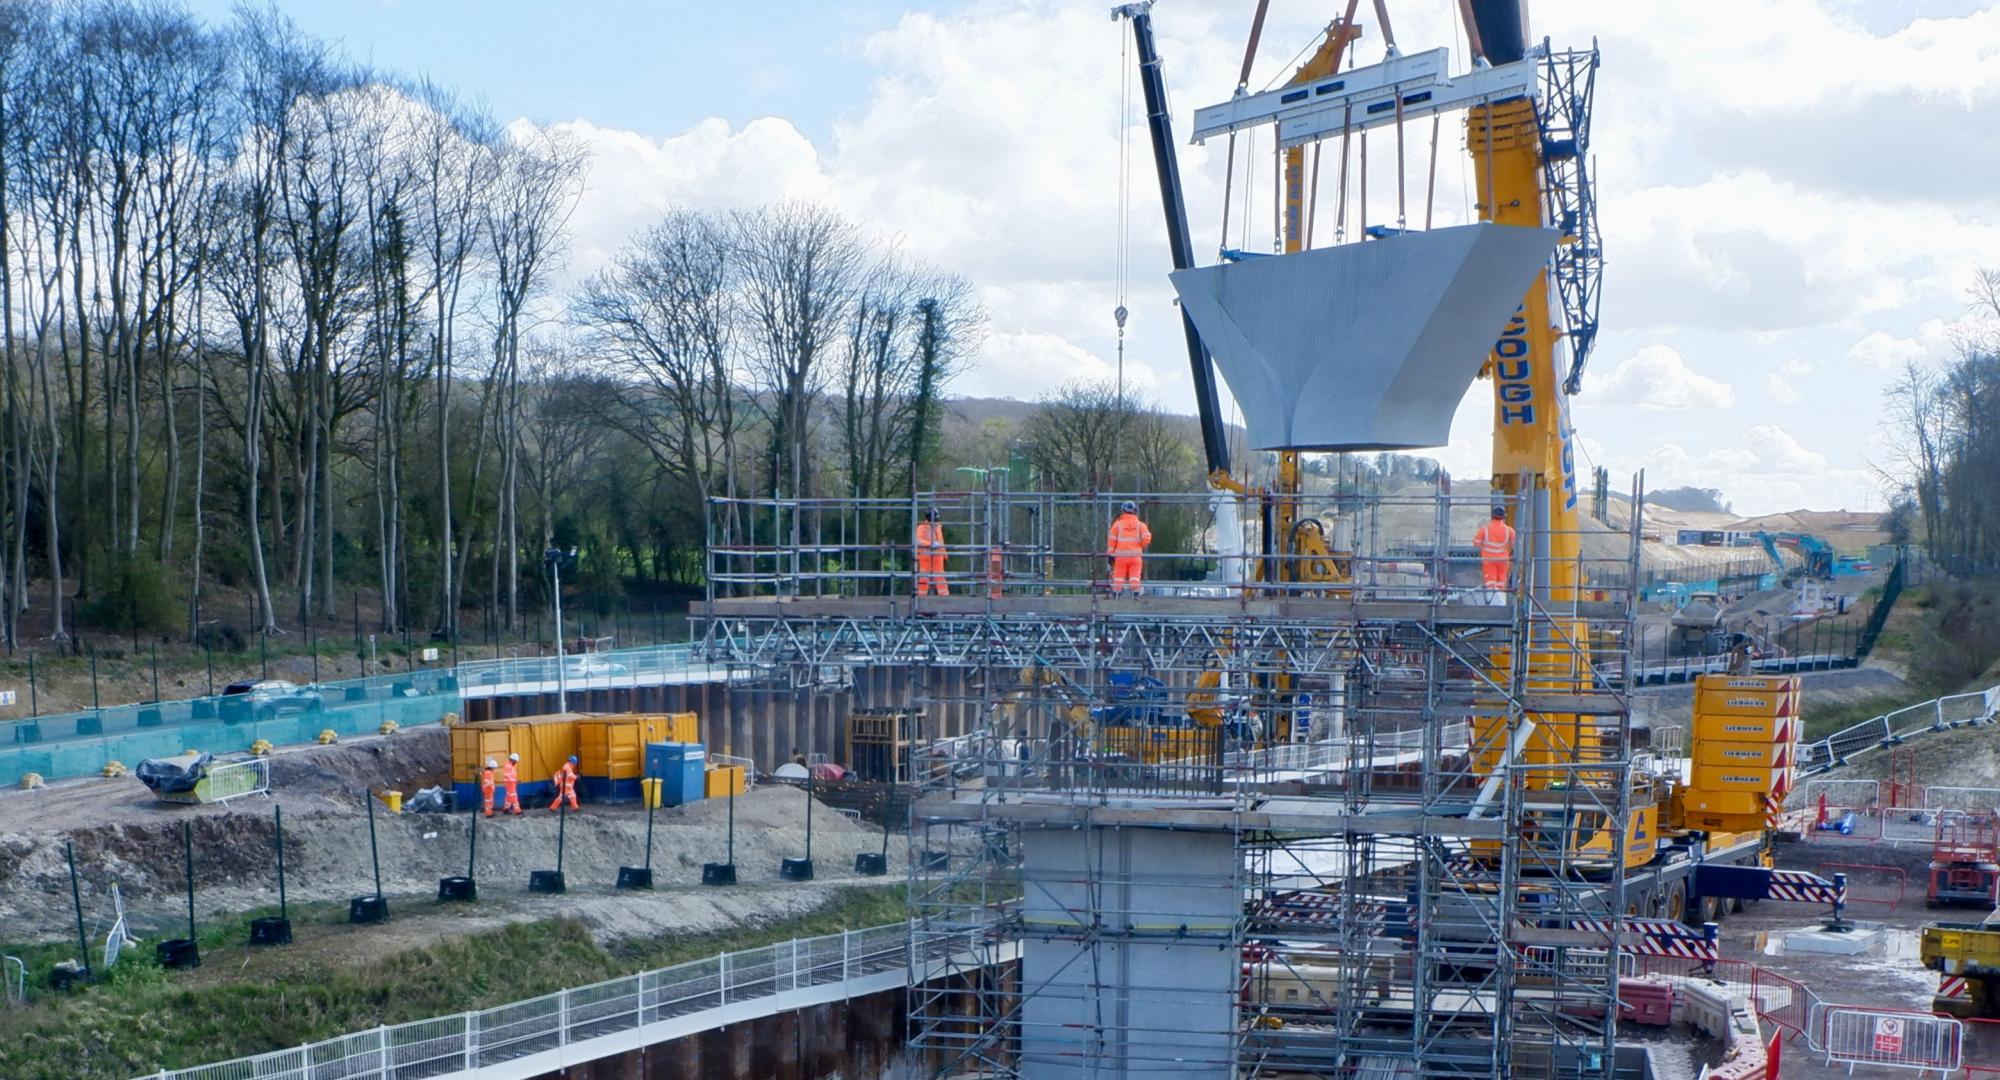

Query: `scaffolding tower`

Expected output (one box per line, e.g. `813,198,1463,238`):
695,481,1641,1079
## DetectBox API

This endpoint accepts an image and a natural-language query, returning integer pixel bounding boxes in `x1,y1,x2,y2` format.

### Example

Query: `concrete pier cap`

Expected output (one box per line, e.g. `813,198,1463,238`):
1170,223,1561,452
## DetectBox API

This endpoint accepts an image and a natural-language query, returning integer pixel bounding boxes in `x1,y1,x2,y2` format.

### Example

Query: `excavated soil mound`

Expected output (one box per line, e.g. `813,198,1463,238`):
0,733,888,942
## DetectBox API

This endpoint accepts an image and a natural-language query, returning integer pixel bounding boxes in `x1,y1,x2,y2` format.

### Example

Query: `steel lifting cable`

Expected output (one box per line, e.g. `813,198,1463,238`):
1425,113,1440,231
1335,100,1353,242
1306,143,1323,248
1219,0,1273,257
1272,137,1283,253
1373,0,1406,229
1115,23,1132,411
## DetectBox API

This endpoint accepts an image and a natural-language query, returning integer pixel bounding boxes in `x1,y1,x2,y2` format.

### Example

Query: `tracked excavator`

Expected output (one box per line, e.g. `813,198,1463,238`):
1114,0,1844,924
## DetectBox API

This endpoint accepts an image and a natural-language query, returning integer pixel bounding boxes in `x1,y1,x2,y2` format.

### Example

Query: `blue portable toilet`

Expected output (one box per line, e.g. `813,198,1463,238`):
645,742,708,807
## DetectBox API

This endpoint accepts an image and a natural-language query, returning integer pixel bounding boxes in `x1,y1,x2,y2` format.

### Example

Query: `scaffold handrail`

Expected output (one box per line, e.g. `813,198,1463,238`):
702,488,1645,610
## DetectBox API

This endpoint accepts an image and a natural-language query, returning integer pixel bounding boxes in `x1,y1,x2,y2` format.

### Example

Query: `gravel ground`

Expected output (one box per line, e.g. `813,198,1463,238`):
0,729,899,946
1695,839,2000,1077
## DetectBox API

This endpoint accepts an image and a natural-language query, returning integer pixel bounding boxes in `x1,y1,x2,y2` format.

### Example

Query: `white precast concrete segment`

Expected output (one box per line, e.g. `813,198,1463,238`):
1169,224,1561,451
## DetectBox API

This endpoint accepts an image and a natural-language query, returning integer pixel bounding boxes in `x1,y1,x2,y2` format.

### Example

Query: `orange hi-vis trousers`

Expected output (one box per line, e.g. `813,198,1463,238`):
549,768,578,811
1111,556,1144,593
499,764,522,814
1107,512,1152,594
915,522,948,596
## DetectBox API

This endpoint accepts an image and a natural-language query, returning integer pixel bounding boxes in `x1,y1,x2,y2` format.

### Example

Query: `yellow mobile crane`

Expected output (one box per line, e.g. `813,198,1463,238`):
1122,0,1844,923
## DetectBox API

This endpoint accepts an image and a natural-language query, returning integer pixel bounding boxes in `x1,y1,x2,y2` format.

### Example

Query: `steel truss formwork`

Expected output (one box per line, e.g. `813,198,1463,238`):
694,483,1641,1079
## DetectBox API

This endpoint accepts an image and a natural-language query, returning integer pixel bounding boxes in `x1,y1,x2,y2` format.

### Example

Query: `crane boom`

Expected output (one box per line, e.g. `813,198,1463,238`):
1117,3,1231,477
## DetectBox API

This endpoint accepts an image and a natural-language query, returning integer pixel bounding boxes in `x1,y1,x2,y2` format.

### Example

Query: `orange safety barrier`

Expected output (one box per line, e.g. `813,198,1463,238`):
1819,862,1909,908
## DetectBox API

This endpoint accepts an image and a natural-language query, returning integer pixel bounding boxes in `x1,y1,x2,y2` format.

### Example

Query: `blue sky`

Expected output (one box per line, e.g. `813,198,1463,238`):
176,1,2000,515
181,1,914,142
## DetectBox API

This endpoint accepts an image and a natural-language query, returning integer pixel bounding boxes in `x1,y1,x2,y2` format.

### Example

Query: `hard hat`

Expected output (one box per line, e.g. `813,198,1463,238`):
485,758,496,769
508,752,519,762
568,755,579,764
925,507,940,522
1491,506,1507,518
1120,501,1137,514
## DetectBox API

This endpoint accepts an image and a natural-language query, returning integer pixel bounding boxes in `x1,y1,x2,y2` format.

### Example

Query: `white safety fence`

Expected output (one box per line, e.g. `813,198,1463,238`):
454,643,755,699
1224,722,1470,781
1792,778,2000,845
1799,683,2000,774
137,923,917,1080
1811,1004,1961,1074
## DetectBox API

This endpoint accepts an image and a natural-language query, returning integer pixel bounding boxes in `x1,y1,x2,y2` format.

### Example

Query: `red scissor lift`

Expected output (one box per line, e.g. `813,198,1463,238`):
1928,810,2000,908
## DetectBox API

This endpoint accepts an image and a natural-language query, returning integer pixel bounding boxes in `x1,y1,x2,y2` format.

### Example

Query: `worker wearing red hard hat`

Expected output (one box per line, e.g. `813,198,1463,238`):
549,754,580,812
500,752,523,815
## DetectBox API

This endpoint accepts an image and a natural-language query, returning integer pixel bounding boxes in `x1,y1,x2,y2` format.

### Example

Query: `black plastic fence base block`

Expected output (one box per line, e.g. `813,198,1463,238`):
348,895,389,924
47,966,88,992
437,876,477,903
780,857,815,882
922,849,951,871
528,869,567,894
248,916,293,946
702,862,737,886
854,852,888,876
157,938,201,969
615,866,653,890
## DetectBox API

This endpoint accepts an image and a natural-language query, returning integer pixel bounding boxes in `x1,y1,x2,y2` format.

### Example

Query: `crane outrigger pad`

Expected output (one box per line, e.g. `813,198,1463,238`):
1169,223,1560,451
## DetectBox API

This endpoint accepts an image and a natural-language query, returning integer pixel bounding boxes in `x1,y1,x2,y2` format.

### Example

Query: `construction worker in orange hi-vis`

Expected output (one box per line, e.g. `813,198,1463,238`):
549,755,580,812
480,758,498,817
1107,501,1152,594
500,752,523,815
915,508,948,596
1474,506,1516,590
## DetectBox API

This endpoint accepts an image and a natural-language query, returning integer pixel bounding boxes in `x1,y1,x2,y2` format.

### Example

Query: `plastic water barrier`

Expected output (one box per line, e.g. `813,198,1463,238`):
2,643,734,787
1,669,459,787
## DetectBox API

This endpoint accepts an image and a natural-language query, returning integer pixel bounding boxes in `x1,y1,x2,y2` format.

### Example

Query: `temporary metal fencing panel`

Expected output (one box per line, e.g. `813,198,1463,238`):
1927,786,2000,813
1814,1005,1960,1073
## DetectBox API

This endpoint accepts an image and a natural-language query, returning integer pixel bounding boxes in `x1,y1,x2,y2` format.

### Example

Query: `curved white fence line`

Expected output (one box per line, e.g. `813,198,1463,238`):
137,922,917,1080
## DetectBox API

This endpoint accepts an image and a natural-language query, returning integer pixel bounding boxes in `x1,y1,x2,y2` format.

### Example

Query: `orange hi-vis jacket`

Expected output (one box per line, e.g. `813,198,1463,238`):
914,520,945,554
1474,517,1515,560
1107,513,1152,556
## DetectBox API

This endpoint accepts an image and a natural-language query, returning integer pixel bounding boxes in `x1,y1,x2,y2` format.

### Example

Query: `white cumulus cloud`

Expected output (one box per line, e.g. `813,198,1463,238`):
1581,345,1736,410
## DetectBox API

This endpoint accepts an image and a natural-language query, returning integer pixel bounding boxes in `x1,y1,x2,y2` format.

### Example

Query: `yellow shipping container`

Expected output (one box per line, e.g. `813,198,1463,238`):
576,714,695,779
705,764,747,798
450,713,580,787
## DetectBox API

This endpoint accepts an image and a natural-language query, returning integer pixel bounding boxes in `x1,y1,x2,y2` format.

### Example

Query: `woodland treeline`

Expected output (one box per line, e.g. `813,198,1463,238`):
0,1,994,646
1885,268,2000,575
